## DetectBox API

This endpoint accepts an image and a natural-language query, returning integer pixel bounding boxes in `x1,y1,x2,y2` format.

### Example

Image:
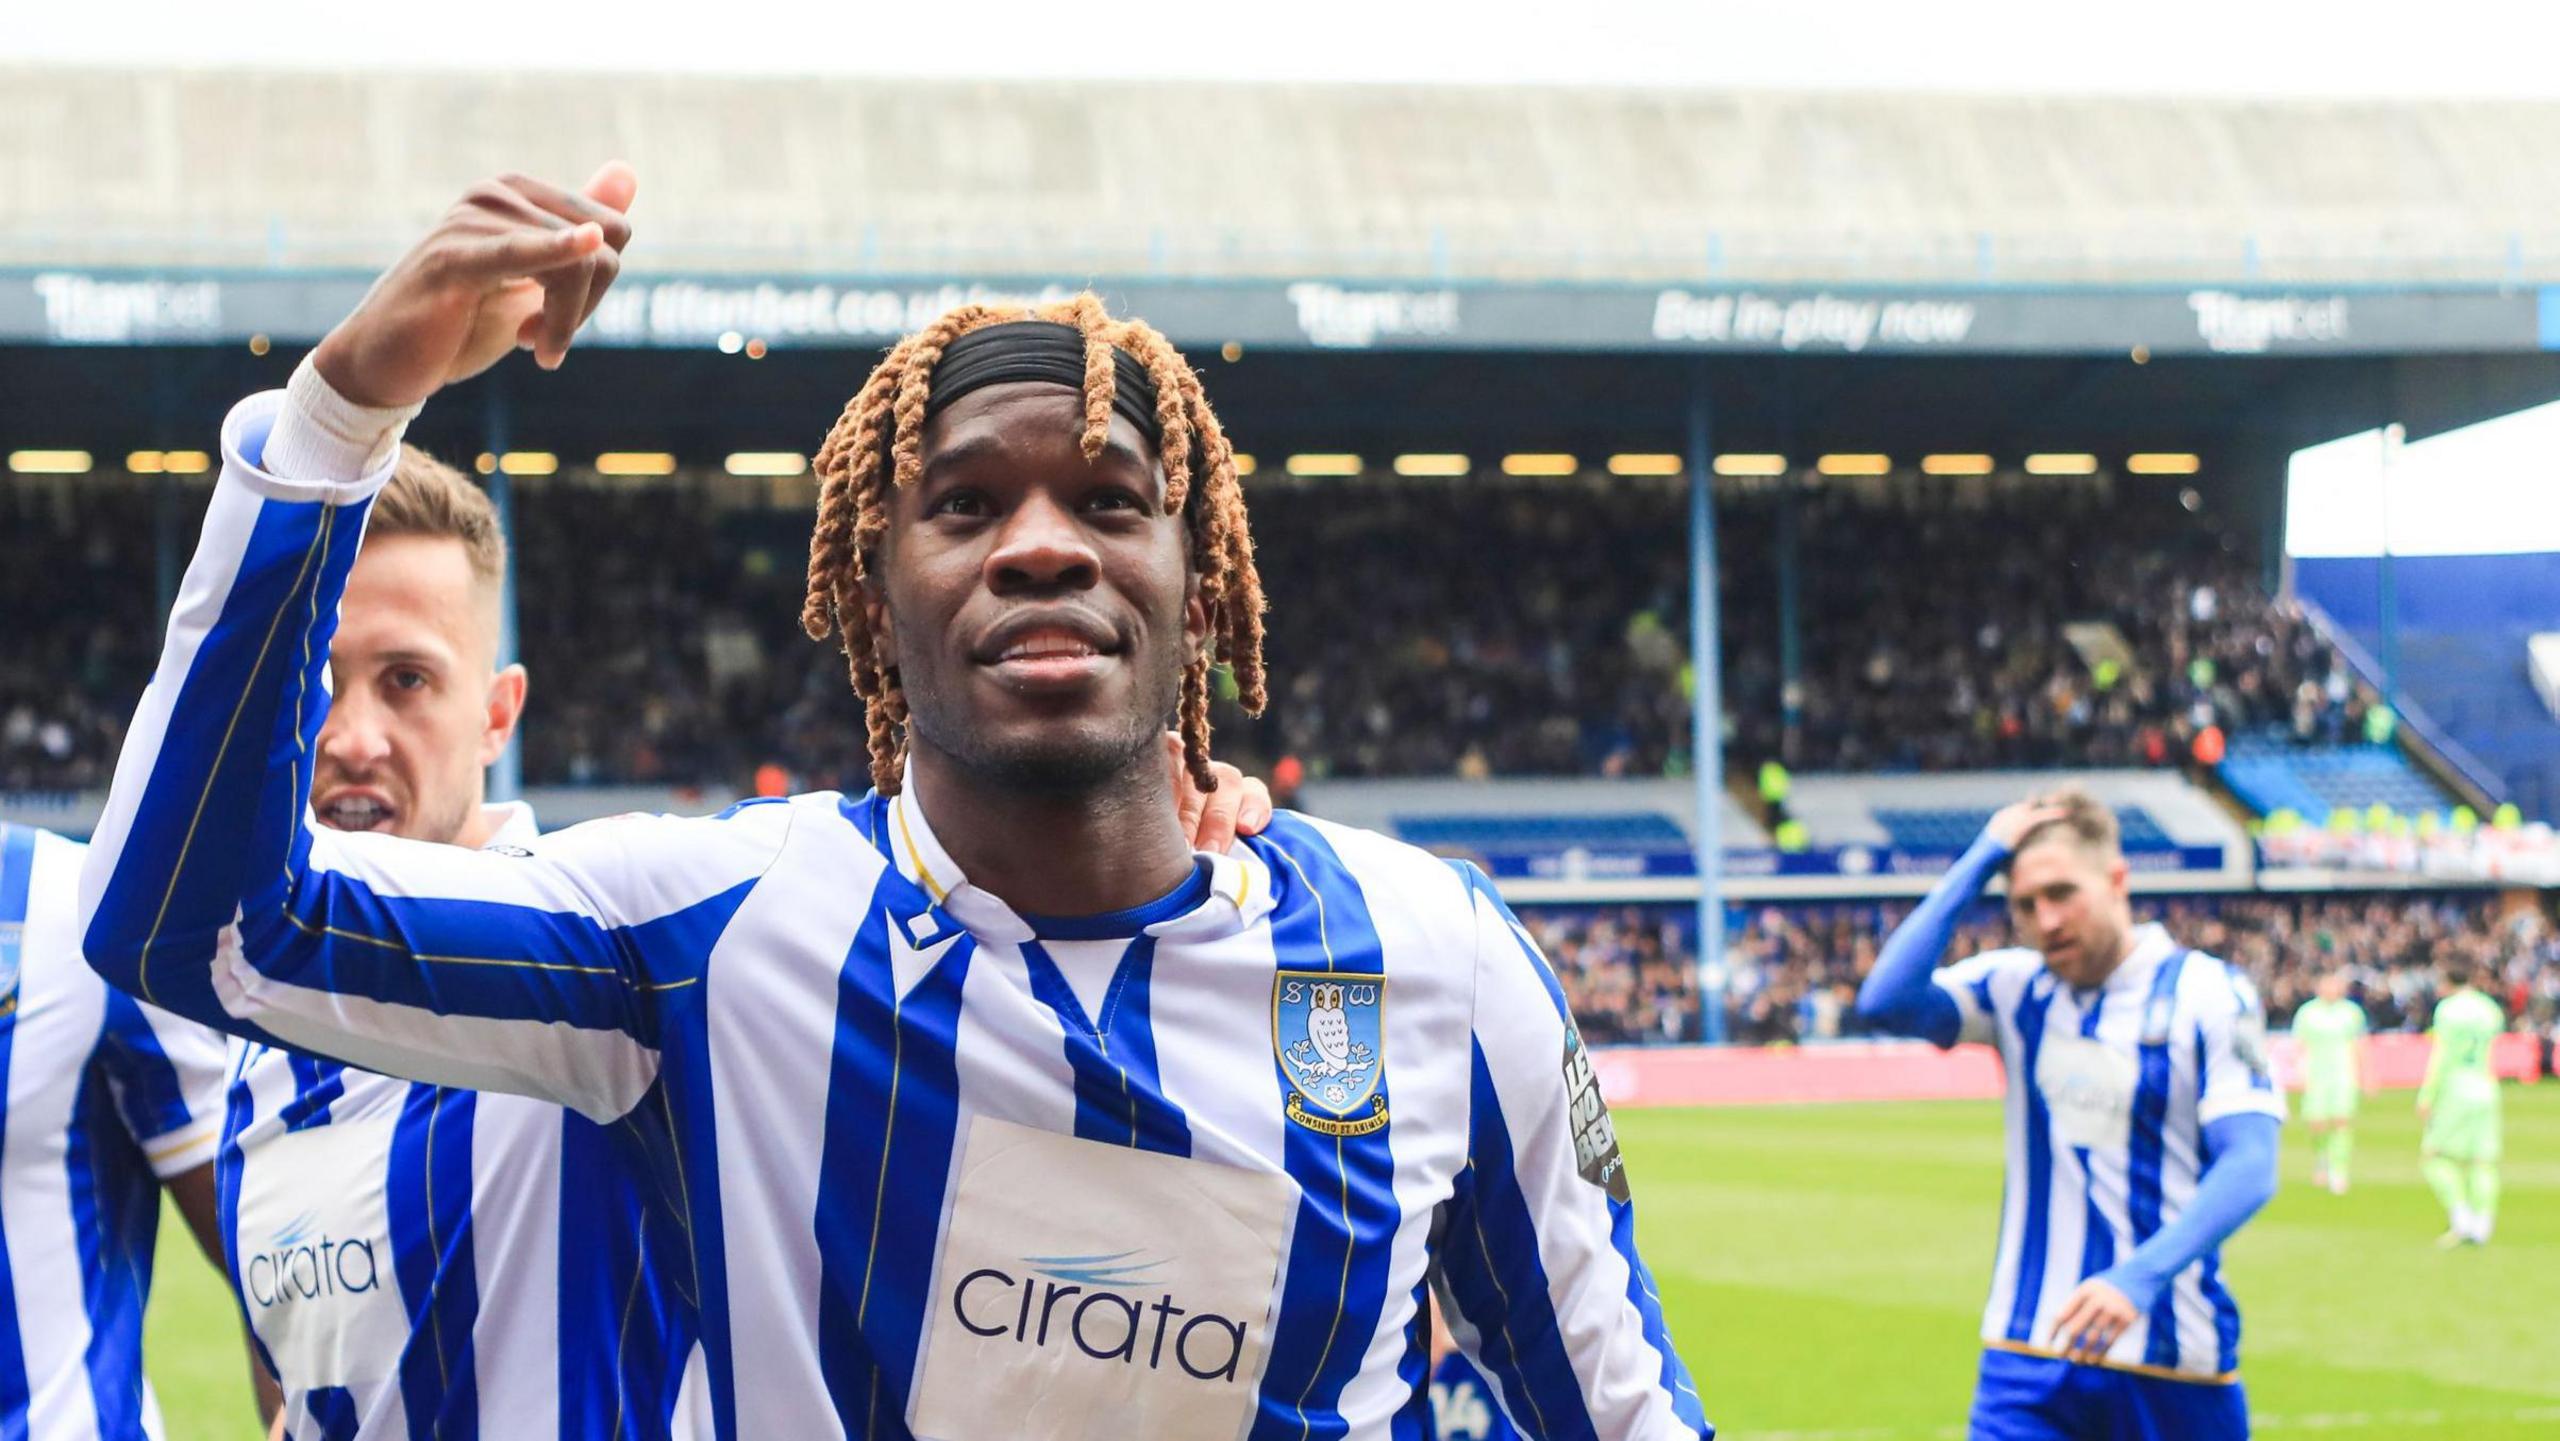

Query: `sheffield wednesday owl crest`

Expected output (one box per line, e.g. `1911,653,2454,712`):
1272,972,1387,1136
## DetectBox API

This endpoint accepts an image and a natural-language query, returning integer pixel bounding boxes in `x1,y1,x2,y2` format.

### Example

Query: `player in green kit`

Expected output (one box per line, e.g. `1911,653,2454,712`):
2293,971,2371,1194
2418,963,2506,1247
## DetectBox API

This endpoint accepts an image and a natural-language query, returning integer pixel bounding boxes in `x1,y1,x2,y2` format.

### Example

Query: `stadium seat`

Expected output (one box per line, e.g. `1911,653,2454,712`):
1871,806,2175,852
1392,812,1691,853
2217,738,2457,825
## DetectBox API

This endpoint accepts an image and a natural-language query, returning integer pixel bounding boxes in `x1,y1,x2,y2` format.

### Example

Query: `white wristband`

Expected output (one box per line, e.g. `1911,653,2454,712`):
264,355,423,483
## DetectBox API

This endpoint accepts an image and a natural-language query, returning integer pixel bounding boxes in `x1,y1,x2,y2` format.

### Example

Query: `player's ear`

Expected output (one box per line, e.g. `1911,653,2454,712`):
1182,567,1210,659
2106,854,2131,903
859,561,899,670
480,663,529,765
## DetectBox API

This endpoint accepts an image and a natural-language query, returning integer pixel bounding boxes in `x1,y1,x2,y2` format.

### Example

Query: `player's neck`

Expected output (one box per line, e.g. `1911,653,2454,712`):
906,745,1195,918
453,797,502,849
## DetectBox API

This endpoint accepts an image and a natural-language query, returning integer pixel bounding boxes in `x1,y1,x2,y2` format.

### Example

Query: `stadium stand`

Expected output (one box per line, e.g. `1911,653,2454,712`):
2401,629,2560,819
1297,776,1768,884
0,475,176,791
2218,735,2454,825
0,464,2390,800
1872,805,2176,852
12,70,2560,283
1777,770,2243,865
1528,889,2560,1048
2294,552,2560,823
5,471,2551,1050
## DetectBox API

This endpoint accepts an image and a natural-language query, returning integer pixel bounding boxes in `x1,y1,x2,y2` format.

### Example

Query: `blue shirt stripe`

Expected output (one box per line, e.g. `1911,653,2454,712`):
2072,994,2114,1286
280,1055,345,1134
1610,1199,1708,1434
94,492,364,1033
95,990,199,1145
0,825,33,1435
2192,1024,2244,1374
554,1112,670,1441
1391,1277,1431,1441
66,1056,156,1440
304,1386,360,1441
814,896,974,1441
1251,817,1404,1441
1458,862,1703,1434
647,981,737,1438
1021,938,1193,1156
387,1086,482,1439
214,1053,282,1397
2004,979,2057,1344
1439,1042,1596,1441
2128,953,2187,1369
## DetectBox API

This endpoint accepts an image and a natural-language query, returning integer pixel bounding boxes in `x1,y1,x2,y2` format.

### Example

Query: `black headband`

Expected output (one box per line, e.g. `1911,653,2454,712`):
923,321,1163,442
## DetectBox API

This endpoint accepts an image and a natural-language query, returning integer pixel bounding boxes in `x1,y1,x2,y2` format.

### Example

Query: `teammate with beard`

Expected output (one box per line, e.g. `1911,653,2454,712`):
80,165,1700,1439
220,422,710,1441
1856,791,2282,1441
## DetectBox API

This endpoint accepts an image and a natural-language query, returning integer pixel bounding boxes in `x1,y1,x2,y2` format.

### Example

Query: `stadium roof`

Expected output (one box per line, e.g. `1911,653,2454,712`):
10,68,2560,285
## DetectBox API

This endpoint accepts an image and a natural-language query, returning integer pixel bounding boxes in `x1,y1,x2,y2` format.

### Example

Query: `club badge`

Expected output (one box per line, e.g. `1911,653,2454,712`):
1273,972,1387,1136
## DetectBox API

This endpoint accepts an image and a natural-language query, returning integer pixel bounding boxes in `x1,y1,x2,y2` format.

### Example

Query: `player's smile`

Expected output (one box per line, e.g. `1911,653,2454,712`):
972,607,1128,695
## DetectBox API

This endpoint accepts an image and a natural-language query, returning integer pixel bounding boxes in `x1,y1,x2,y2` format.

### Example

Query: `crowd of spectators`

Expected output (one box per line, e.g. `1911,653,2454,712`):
506,479,878,790
14,471,2559,1058
1734,476,2373,775
1,466,2372,794
0,478,179,791
1525,891,2560,1049
1233,473,1694,778
1530,905,1707,1046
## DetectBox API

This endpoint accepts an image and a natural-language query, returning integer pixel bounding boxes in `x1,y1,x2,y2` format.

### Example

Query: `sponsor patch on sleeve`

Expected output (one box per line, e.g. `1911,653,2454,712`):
2231,1008,2272,1084
1561,1030,1631,1203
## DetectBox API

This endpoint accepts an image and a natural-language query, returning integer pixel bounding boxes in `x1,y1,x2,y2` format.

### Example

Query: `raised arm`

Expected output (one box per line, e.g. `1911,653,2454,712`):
71,169,777,1119
1854,799,2065,1047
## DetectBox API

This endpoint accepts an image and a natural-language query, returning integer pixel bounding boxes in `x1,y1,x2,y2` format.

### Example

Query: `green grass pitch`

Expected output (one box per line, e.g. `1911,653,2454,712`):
143,1085,2556,1439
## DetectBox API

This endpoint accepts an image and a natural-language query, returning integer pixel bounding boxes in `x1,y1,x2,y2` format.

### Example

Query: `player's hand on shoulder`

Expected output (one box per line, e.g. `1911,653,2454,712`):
1984,797,2070,851
312,162,638,409
1170,732,1274,853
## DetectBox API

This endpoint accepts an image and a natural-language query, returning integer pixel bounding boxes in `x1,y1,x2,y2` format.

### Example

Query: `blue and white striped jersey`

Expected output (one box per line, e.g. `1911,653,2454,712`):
1,823,229,1440
1933,924,2284,1380
80,389,1708,1441
222,805,705,1441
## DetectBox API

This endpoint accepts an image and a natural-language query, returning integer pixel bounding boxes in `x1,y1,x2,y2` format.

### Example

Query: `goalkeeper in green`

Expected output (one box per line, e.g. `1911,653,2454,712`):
2418,963,2507,1247
2292,971,2370,1195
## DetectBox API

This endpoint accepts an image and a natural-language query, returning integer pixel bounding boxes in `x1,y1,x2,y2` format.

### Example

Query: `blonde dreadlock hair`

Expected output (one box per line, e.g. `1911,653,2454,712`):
801,295,1266,796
